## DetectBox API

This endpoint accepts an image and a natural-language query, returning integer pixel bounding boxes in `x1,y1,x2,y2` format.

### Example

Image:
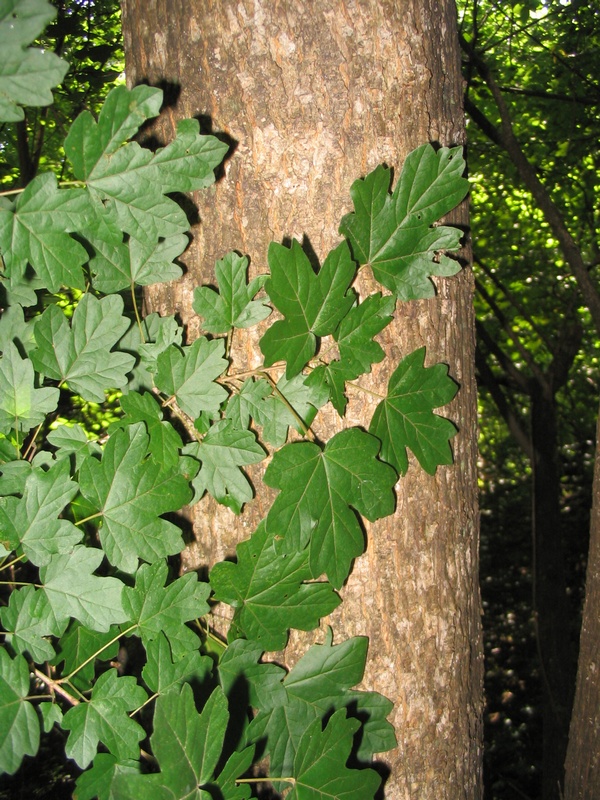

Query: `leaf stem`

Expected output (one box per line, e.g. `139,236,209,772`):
74,511,103,526
235,777,296,786
33,668,81,706
22,422,44,461
131,282,146,344
62,623,137,682
130,691,158,718
0,553,26,572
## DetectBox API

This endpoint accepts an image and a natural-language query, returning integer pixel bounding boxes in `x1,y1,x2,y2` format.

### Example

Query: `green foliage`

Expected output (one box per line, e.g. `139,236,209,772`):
0,4,467,796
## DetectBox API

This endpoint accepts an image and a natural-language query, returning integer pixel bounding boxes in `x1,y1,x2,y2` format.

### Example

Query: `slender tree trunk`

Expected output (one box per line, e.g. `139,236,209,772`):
121,2,483,797
531,381,577,799
564,410,600,799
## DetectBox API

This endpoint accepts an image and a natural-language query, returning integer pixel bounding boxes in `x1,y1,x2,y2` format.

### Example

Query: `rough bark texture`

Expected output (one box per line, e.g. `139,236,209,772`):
564,411,600,800
121,1,483,797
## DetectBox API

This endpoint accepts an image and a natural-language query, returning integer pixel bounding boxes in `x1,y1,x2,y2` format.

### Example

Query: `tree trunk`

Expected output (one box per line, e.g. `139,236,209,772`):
121,2,483,797
564,409,600,799
531,380,577,799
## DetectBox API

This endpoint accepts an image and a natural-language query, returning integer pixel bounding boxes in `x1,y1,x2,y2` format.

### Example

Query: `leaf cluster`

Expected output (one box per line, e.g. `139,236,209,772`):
0,4,466,797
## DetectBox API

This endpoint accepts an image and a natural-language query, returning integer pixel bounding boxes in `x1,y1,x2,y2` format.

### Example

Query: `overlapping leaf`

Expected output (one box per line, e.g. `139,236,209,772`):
260,240,356,377
78,423,192,573
339,144,468,299
89,233,187,294
0,649,39,774
39,546,129,632
245,634,396,777
62,669,147,769
0,0,69,122
117,392,183,468
193,251,270,333
308,293,395,415
369,346,458,475
122,560,211,660
0,459,81,565
288,710,381,800
0,585,67,662
111,684,241,800
210,522,340,650
155,337,228,420
64,85,228,241
0,341,58,435
265,428,396,588
53,621,120,692
31,293,135,402
0,173,92,291
142,632,213,696
184,419,265,513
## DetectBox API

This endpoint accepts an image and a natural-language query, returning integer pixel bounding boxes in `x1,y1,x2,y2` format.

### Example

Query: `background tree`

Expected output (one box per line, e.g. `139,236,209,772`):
457,0,600,796
120,1,483,798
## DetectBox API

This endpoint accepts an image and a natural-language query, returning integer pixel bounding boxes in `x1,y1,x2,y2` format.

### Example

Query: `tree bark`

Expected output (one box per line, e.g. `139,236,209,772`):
564,410,600,800
121,2,483,797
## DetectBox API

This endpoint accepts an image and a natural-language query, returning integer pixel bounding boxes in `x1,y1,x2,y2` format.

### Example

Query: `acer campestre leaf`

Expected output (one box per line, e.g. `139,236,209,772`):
245,634,395,778
111,684,233,800
122,560,211,660
0,0,69,122
39,546,129,632
62,669,147,769
155,337,228,420
260,240,356,377
78,423,192,574
0,585,67,662
30,293,135,402
265,428,396,588
289,710,381,800
193,251,270,333
89,233,187,294
0,341,58,435
210,521,340,650
369,346,458,475
64,86,228,242
74,754,141,800
117,392,183,469
53,621,120,692
0,459,81,565
339,144,468,299
141,631,213,696
0,649,39,774
184,419,265,513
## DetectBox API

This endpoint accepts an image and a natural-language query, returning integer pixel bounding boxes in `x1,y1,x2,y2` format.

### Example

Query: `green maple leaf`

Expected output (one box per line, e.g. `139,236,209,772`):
155,337,228,420
53,621,120,693
218,639,287,712
184,419,265,513
260,240,356,377
39,546,129,632
112,684,233,800
369,346,458,475
193,251,270,333
0,0,69,122
117,392,183,468
89,233,187,294
0,649,39,774
122,560,211,660
142,632,213,696
30,293,135,402
0,303,36,354
118,312,183,393
245,634,395,778
46,424,102,469
288,710,381,800
0,585,67,662
0,459,81,565
0,341,59,435
308,293,396,415
64,86,228,242
339,144,468,299
210,522,340,650
0,173,92,291
74,754,141,800
78,423,192,573
264,428,396,588
62,669,147,769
